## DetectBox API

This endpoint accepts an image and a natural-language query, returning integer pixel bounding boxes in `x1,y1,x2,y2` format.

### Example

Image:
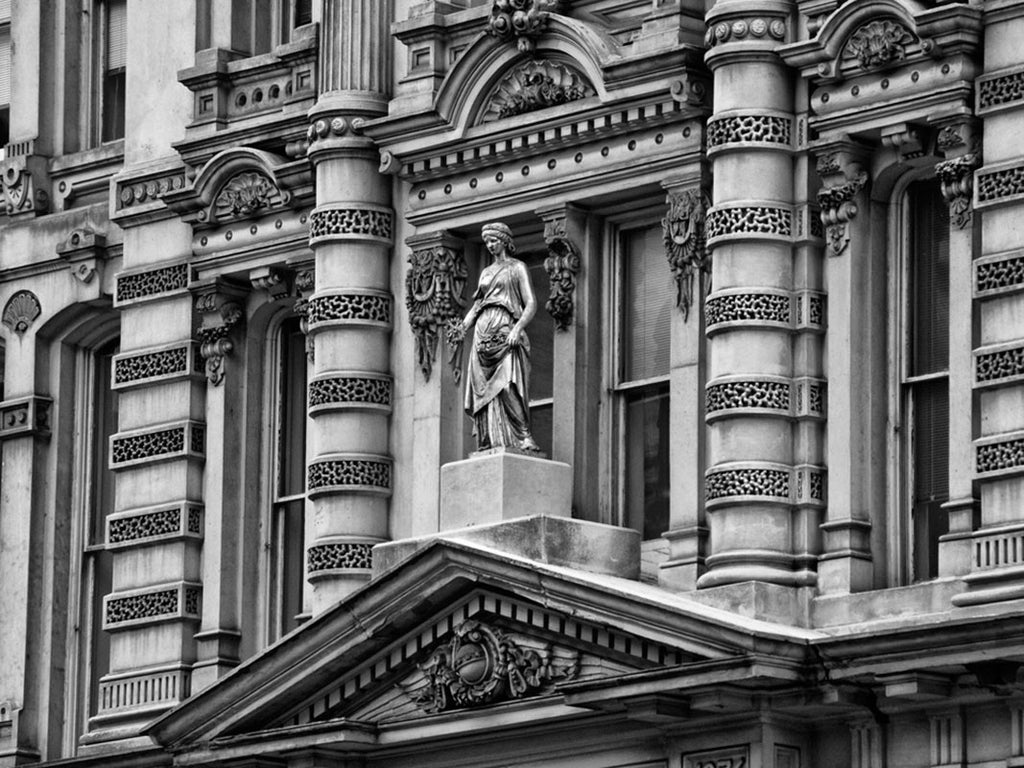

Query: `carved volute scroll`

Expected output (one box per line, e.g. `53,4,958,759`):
405,233,467,381
479,60,595,124
815,147,869,257
413,620,579,713
541,216,580,331
193,280,249,386
662,188,710,321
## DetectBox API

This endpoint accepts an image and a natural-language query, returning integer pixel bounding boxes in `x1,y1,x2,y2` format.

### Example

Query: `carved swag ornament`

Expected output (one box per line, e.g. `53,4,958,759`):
405,242,468,381
413,620,578,713
662,189,710,320
486,0,563,52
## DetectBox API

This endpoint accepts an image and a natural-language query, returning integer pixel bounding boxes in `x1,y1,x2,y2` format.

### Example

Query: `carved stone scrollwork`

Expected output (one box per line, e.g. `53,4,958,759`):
936,153,981,229
815,150,868,257
293,267,316,361
480,60,594,124
843,20,916,71
486,0,563,52
405,235,467,381
413,620,579,713
212,172,287,222
662,188,710,321
542,218,580,331
249,266,293,300
1,152,49,217
2,291,42,335
193,282,248,386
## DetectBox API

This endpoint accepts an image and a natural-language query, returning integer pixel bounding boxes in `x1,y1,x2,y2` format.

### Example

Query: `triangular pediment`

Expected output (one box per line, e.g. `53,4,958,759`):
147,539,816,756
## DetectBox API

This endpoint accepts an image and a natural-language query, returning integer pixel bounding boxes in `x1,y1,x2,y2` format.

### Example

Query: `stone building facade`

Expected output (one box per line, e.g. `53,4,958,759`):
1,1,1023,767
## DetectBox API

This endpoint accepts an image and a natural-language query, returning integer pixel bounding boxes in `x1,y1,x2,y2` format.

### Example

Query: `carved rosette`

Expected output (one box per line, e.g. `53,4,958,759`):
486,0,562,52
662,189,710,320
194,284,248,386
843,20,916,71
936,153,981,229
413,620,578,713
405,240,467,381
815,152,868,257
480,60,594,124
542,218,580,331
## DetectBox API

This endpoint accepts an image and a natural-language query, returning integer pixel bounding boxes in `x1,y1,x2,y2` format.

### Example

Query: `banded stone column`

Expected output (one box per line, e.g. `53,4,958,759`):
304,0,394,611
699,1,815,588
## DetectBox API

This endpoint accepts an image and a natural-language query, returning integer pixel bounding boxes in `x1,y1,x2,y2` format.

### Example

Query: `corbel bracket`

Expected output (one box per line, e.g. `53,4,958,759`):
814,140,870,256
193,279,249,386
57,228,109,286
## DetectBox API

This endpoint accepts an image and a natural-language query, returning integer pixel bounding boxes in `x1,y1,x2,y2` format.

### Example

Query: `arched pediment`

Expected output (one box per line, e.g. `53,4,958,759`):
433,15,617,137
779,0,982,82
164,147,314,228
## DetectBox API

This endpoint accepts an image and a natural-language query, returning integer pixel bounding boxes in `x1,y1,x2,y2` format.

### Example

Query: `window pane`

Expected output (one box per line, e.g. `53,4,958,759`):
278,317,307,497
101,71,125,142
0,27,11,106
105,0,127,71
623,226,672,382
525,254,553,402
624,383,670,540
910,180,950,376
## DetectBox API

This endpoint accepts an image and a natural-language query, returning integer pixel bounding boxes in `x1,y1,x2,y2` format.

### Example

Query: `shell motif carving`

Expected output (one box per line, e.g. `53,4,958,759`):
480,60,595,124
843,20,916,71
2,291,42,335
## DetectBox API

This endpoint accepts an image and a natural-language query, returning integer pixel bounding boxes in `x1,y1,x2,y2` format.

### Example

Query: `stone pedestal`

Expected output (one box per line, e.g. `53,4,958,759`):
440,450,571,530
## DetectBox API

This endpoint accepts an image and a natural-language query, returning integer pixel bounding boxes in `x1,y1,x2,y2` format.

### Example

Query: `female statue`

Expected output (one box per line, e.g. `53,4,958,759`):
453,222,542,453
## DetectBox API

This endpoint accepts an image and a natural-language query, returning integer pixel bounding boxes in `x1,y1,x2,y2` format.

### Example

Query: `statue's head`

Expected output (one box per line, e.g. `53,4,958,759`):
481,221,516,255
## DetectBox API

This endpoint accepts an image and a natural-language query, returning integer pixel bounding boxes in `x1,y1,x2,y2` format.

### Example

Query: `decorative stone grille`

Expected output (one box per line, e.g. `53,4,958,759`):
113,345,192,386
109,421,204,468
306,293,392,325
705,468,790,501
106,589,179,625
706,380,790,413
973,527,1024,570
976,345,1024,385
977,437,1024,475
979,69,1024,112
187,506,202,534
108,508,181,543
977,164,1024,204
309,207,393,241
707,114,791,149
706,206,792,240
308,458,392,491
307,542,375,572
308,375,392,408
115,264,190,304
705,293,791,327
976,255,1024,295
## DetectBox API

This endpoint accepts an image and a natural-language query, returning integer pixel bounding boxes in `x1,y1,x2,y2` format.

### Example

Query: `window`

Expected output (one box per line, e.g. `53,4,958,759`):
900,179,950,581
615,224,672,541
0,0,11,159
67,336,119,746
525,253,553,454
229,0,313,57
266,316,307,640
99,0,126,143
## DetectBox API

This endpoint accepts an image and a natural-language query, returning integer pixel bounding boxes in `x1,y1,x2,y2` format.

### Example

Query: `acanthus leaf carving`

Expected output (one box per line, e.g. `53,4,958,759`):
212,171,286,222
542,217,580,331
405,239,467,381
815,149,869,257
662,189,710,321
480,60,594,124
843,20,916,71
936,152,982,229
193,282,248,386
413,620,578,713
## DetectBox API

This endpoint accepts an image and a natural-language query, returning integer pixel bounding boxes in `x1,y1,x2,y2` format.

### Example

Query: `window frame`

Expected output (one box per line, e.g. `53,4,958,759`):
886,171,951,585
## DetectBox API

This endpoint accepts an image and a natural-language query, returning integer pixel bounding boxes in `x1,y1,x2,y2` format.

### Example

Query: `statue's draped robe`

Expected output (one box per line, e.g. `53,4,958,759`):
465,259,534,449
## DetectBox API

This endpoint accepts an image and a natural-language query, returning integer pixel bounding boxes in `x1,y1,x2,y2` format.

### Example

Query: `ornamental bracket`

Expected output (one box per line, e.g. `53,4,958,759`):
931,116,982,229
661,185,709,321
57,228,110,286
193,278,249,386
537,206,582,331
813,139,870,257
486,0,566,53
405,231,467,382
